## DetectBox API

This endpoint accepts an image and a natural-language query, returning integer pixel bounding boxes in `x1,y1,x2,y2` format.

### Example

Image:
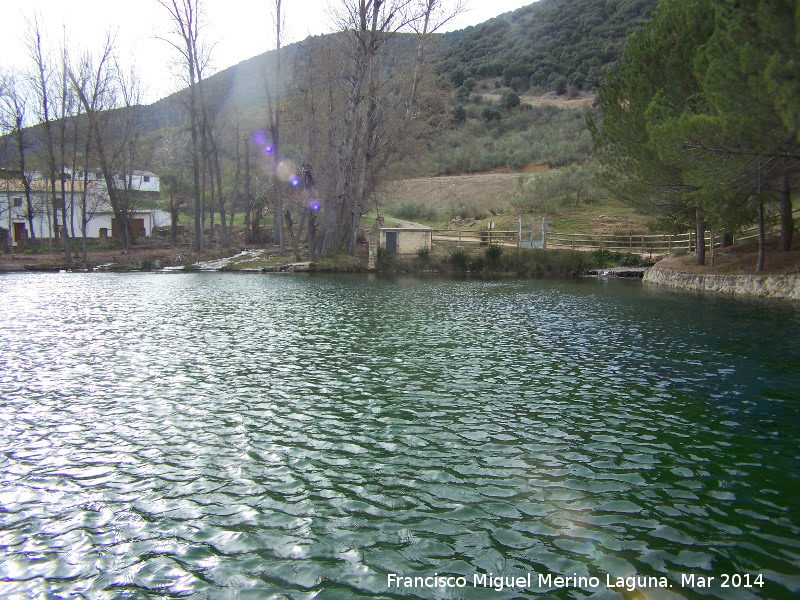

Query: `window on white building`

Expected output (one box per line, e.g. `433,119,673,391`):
13,197,22,207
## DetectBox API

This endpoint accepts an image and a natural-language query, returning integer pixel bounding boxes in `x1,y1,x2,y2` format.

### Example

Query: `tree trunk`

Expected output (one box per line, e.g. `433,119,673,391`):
208,168,216,247
244,140,251,244
757,195,765,272
285,209,300,261
307,209,316,261
695,207,705,266
778,161,793,252
722,230,734,247
211,135,228,247
15,134,37,246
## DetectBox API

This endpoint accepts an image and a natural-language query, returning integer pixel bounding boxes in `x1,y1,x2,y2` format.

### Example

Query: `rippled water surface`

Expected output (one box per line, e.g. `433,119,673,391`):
1,273,799,600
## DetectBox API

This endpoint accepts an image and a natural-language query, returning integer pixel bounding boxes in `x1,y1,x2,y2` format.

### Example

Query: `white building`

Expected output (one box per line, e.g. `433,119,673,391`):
1,175,168,246
61,168,160,193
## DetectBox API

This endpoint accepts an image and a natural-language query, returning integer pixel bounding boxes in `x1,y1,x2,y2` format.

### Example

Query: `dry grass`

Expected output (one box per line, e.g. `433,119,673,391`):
381,171,652,233
655,236,800,276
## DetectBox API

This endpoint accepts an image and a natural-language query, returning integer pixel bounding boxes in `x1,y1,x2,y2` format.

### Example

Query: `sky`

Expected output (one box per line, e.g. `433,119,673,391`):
2,0,537,104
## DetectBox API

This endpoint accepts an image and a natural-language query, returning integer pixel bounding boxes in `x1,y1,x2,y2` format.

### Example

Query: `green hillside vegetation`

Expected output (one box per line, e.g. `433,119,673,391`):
439,0,658,94
421,101,595,174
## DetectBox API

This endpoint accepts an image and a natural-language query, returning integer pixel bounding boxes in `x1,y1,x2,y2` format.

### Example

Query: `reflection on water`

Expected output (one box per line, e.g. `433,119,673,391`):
0,273,798,599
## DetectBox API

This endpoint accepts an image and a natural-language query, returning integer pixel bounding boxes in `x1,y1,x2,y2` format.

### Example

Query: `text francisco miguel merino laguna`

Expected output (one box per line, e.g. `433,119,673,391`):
388,572,672,593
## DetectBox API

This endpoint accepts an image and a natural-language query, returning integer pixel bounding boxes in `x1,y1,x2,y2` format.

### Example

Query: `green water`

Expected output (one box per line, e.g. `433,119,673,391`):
0,273,798,599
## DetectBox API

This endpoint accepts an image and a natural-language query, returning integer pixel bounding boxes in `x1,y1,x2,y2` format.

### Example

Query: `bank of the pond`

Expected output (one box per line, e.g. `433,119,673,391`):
2,244,644,278
644,265,800,300
643,242,800,300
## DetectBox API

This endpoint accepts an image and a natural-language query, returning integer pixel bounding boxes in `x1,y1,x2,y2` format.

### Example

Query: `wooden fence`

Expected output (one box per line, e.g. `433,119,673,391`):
431,229,518,245
432,208,800,255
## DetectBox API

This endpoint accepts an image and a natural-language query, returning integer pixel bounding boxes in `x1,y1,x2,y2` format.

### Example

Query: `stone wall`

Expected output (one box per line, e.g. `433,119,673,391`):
643,266,800,300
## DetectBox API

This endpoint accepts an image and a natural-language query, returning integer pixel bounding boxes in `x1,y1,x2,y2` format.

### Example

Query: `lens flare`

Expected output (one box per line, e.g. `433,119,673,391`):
264,145,274,154
310,202,320,211
290,176,301,187
276,160,298,183
252,131,267,146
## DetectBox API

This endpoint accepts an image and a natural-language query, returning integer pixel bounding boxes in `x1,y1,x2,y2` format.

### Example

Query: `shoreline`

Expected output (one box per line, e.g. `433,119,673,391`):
644,265,800,300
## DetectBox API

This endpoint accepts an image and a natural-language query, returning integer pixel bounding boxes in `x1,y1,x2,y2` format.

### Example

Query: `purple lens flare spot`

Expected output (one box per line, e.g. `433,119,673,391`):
252,131,267,145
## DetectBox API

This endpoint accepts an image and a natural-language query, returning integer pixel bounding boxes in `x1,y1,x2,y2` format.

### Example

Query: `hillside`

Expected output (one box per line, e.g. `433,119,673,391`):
1,0,658,164
139,0,658,131
381,169,653,234
439,0,659,93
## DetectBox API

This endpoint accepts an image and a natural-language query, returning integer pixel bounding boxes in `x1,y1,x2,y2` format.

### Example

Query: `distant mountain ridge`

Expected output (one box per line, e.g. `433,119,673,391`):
142,0,659,132
1,0,659,165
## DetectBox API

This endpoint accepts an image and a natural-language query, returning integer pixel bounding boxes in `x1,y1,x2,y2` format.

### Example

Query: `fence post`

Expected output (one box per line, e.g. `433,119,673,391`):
600,234,603,250
668,234,672,253
572,233,575,250
542,218,547,250
711,229,715,267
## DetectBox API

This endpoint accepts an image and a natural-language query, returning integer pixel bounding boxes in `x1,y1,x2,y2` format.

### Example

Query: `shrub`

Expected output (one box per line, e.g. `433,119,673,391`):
621,252,642,266
452,105,467,123
502,91,521,109
433,106,594,175
448,247,472,271
484,244,503,267
482,107,502,122
447,200,489,221
376,247,399,272
510,163,600,214
87,239,121,250
589,248,622,267
497,248,594,277
386,200,438,221
554,250,593,276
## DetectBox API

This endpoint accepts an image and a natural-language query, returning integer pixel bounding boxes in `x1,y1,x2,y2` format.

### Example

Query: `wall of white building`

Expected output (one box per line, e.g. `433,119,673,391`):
2,181,167,245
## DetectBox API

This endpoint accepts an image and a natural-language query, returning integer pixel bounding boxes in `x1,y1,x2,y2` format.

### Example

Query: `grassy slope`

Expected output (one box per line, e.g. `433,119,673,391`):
380,170,653,235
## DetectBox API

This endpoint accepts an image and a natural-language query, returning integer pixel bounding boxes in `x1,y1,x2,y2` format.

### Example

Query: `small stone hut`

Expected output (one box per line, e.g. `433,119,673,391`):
379,227,432,255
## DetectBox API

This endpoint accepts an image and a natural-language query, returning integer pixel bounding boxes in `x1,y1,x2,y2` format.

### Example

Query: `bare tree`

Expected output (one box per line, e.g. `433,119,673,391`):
70,36,148,252
158,0,211,253
156,128,191,243
317,0,457,257
262,0,286,253
26,16,67,258
0,70,38,247
408,0,464,111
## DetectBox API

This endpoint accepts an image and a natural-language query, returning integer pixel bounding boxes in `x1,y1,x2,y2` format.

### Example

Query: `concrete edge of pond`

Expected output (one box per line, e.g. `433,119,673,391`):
644,265,800,300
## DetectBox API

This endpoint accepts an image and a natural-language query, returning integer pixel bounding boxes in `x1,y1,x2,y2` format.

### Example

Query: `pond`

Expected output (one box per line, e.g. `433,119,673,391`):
0,273,798,599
